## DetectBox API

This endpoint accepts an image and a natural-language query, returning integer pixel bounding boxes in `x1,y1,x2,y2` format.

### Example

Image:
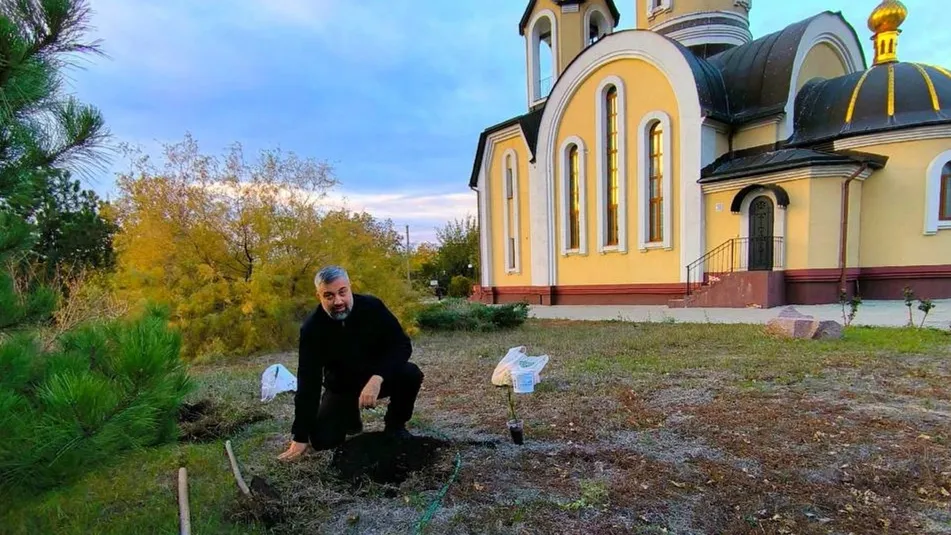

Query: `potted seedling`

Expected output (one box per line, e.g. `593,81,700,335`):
504,385,524,445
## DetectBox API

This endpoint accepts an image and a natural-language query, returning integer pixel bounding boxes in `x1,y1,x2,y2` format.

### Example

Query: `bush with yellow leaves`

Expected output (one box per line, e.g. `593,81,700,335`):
110,134,420,361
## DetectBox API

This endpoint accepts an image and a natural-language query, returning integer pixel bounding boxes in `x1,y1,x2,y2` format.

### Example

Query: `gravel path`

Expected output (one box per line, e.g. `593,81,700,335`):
529,299,951,328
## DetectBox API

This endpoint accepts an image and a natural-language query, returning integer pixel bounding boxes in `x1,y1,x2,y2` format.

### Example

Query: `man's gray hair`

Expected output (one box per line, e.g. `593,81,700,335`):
314,265,349,288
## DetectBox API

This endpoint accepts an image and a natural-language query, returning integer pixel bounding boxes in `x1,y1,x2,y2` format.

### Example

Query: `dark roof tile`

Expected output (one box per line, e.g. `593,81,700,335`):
700,147,887,183
790,62,951,145
706,11,864,125
468,108,545,189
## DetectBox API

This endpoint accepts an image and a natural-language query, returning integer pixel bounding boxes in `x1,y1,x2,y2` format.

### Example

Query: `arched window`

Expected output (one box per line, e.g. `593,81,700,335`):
595,76,627,253
925,152,951,234
605,86,619,246
637,111,673,250
559,136,588,255
528,12,557,104
648,122,664,242
586,8,610,45
568,144,581,250
941,161,951,222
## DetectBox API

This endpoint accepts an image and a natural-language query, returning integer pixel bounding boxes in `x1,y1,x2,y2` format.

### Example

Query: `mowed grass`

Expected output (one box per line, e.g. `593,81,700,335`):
3,319,950,534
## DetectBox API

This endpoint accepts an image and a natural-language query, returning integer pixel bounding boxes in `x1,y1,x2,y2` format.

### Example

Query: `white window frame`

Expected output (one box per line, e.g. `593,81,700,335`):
558,136,588,256
637,111,674,251
924,149,951,235
584,6,612,45
647,0,672,18
501,150,521,273
595,76,627,253
526,10,558,106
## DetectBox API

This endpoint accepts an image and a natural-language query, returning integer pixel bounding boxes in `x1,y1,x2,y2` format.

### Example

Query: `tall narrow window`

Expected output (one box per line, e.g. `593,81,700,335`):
605,87,619,246
648,122,664,242
505,156,514,200
941,162,951,221
503,152,519,271
569,145,581,250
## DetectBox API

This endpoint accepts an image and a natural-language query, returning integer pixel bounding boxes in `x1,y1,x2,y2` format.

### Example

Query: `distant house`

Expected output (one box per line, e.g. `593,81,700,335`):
469,0,951,308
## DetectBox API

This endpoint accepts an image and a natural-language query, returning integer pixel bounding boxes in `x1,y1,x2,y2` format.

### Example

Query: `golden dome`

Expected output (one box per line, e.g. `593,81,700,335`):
867,0,908,34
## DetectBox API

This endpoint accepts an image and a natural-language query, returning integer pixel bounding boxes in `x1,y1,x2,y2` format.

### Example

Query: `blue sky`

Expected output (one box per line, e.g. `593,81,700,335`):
68,1,947,244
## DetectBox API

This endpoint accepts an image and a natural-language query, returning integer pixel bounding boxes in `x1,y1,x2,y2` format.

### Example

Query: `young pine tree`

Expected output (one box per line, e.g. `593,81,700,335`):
0,0,110,328
0,1,192,495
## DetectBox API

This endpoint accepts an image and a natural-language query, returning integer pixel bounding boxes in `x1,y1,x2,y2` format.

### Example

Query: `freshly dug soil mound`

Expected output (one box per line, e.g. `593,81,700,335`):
232,475,284,528
177,399,270,442
330,432,451,485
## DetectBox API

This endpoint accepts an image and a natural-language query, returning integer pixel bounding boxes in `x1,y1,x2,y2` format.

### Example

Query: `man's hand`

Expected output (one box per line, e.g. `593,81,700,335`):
278,440,312,461
359,375,383,409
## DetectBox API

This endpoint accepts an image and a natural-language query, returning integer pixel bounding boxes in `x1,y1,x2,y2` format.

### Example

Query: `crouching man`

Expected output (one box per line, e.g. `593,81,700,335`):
278,266,423,461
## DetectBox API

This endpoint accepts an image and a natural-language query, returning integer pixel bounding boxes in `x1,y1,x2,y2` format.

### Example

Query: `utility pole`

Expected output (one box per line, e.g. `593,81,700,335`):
405,224,411,284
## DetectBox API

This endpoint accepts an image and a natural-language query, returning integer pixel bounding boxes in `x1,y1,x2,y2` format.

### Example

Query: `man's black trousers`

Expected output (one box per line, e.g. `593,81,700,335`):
308,361,424,450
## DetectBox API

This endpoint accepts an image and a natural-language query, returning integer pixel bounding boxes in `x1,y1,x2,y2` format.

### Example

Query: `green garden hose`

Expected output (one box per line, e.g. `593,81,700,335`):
411,428,463,534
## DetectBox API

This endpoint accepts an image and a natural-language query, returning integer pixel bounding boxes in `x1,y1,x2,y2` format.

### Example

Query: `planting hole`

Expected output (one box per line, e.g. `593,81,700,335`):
330,432,451,485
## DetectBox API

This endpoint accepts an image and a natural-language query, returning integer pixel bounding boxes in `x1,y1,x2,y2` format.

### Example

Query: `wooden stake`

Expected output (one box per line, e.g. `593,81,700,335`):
178,467,191,535
225,439,251,496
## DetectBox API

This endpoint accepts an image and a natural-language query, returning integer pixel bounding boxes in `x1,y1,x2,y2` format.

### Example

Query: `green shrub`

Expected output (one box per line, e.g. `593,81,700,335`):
448,275,474,298
416,299,528,332
0,305,193,495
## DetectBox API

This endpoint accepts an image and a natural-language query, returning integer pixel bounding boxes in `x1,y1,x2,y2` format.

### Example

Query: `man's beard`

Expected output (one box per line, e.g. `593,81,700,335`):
329,305,351,320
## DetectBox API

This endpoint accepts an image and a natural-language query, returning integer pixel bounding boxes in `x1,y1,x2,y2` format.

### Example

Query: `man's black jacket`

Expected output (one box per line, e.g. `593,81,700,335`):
291,293,412,443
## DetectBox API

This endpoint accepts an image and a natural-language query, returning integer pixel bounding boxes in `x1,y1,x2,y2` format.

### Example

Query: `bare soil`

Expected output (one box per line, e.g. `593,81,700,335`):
330,432,452,486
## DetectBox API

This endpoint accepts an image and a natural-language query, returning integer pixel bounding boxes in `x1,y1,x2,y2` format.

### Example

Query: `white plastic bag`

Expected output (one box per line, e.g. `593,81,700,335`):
491,346,550,387
261,364,298,402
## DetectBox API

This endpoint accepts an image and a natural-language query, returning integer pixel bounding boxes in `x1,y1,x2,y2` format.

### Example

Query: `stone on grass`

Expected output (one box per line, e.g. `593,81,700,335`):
812,320,844,340
766,313,819,339
766,306,843,340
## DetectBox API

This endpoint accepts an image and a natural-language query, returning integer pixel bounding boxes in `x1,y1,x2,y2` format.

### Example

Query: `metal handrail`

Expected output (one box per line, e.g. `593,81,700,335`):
685,237,784,297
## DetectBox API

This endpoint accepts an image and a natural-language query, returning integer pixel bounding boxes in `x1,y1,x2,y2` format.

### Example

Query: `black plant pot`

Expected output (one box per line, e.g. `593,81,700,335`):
507,419,524,445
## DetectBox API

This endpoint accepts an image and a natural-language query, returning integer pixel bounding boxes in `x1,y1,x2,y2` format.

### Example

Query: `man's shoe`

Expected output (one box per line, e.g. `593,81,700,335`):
383,426,412,440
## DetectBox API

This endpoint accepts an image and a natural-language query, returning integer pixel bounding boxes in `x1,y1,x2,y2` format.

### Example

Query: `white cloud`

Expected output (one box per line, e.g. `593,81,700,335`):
197,179,474,246
323,190,476,244
324,190,474,220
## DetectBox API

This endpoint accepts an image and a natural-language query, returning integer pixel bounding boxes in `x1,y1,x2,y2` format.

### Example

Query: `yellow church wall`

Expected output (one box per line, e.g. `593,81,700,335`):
488,136,533,286
795,43,848,91
553,58,681,285
733,121,779,151
703,179,813,271
786,180,817,271
805,178,863,270
859,139,951,268
703,189,740,256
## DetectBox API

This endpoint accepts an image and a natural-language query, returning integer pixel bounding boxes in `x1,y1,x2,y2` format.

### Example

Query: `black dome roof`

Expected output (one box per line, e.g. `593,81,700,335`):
790,62,951,145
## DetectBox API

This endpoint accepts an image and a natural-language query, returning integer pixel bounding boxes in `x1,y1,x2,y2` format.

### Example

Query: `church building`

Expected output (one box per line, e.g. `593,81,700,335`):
468,0,951,307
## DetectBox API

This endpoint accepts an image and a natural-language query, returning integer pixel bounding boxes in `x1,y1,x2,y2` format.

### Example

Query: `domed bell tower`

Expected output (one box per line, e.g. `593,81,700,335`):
519,1,620,109
867,0,906,65
637,0,753,58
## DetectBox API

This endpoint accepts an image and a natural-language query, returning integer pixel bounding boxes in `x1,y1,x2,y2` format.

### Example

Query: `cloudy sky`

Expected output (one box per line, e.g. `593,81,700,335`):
68,0,947,244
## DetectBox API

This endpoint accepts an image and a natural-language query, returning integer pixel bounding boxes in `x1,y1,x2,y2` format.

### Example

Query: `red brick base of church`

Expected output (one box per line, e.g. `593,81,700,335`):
471,264,951,308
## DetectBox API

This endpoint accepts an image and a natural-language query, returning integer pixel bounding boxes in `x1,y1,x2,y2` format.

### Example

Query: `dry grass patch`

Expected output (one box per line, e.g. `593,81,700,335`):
7,319,951,534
